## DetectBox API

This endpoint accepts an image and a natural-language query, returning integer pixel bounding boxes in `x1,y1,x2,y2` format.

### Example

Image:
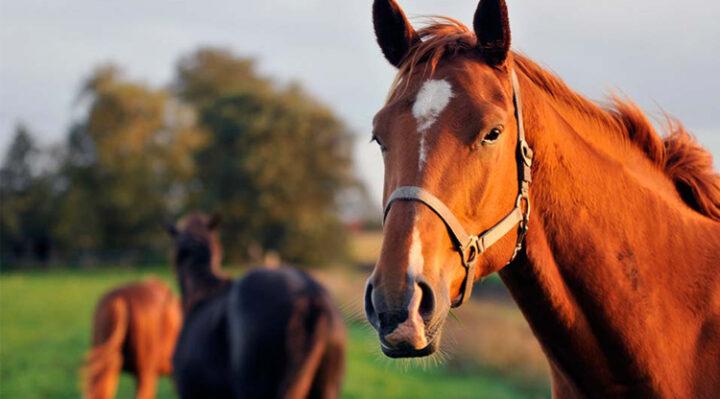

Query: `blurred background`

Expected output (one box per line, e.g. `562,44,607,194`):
1,1,718,398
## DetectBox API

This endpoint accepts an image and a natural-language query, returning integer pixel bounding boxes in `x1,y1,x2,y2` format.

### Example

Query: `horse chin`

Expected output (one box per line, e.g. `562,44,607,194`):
379,323,443,358
380,338,438,358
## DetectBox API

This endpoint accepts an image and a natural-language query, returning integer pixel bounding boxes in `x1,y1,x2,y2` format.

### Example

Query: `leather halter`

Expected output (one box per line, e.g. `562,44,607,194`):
383,68,534,308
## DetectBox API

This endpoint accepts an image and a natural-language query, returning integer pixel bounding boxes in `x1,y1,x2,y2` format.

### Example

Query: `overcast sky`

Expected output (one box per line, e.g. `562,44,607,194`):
1,0,718,205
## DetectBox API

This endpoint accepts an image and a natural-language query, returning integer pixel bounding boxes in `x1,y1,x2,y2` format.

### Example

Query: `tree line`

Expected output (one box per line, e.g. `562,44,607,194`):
1,48,367,268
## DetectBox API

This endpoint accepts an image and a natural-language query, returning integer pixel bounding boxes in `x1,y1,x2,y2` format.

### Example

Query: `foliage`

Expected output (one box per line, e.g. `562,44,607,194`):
0,125,59,264
175,48,271,107
2,48,357,266
175,49,356,264
52,66,205,262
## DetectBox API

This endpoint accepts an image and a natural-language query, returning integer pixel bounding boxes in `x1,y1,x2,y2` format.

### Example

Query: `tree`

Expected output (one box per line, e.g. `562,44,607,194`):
54,66,205,260
2,50,361,267
175,48,271,107
175,49,357,264
1,124,57,265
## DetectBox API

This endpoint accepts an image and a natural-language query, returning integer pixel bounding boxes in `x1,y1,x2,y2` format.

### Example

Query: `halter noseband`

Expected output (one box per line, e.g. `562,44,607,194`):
383,68,534,308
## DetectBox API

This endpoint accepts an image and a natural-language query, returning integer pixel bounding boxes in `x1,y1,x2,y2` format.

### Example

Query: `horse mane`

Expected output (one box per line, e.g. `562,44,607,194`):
391,17,720,221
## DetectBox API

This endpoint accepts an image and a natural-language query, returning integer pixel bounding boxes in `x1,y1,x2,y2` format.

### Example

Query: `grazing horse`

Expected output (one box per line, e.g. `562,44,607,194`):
83,280,182,399
168,213,346,399
365,0,720,397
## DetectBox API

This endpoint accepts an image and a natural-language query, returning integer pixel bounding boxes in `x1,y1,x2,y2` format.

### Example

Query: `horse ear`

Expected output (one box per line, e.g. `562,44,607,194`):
208,212,222,230
373,0,420,67
166,223,179,238
473,0,511,65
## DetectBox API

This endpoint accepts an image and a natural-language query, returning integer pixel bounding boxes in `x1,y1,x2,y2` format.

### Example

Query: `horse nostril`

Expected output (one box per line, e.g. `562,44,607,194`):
364,281,377,325
377,310,408,335
417,280,435,318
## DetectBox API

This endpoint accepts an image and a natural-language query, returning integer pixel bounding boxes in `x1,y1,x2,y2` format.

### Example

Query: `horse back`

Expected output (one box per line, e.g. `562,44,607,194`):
227,268,345,399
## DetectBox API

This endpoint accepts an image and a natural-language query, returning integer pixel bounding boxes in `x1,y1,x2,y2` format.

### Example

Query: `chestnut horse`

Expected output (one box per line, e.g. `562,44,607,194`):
168,213,345,399
83,280,182,399
365,1,720,397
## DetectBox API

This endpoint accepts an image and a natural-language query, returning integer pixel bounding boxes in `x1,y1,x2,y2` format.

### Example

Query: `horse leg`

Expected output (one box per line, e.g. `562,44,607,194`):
133,332,159,399
135,371,158,399
87,366,122,399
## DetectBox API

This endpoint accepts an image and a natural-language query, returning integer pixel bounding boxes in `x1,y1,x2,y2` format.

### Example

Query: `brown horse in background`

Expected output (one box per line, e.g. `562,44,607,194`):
83,280,182,399
168,213,345,399
366,0,720,397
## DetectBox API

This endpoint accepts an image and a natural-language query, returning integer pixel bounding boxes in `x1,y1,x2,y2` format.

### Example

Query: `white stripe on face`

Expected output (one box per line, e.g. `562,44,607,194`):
407,226,424,277
412,79,454,170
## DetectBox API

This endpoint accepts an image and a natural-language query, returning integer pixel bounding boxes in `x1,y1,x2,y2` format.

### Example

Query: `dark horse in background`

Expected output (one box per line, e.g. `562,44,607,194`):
83,280,182,399
167,213,346,399
366,0,720,398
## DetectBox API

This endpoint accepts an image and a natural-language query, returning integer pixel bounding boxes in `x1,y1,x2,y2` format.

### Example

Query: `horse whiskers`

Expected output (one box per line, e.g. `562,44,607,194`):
423,317,447,343
372,350,449,371
437,327,462,362
340,296,367,323
353,319,377,334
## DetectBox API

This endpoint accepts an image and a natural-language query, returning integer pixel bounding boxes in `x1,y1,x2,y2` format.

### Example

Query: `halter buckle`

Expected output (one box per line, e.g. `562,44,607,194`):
519,139,534,167
515,193,531,231
461,235,480,267
509,193,531,263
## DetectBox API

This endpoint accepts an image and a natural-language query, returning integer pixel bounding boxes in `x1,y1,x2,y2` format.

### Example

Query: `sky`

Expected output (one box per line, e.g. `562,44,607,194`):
1,0,719,206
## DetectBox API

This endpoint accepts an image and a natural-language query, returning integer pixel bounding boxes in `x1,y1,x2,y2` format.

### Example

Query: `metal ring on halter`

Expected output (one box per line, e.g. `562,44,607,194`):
520,140,533,167
461,235,480,265
515,193,531,223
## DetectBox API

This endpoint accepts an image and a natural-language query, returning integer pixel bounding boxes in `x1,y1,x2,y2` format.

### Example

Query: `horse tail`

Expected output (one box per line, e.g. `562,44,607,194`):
661,119,720,221
82,297,128,399
307,296,346,399
283,308,333,399
285,289,346,399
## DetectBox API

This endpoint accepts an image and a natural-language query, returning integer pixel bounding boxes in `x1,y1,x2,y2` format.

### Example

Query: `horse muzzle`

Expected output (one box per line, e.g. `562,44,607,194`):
365,274,442,357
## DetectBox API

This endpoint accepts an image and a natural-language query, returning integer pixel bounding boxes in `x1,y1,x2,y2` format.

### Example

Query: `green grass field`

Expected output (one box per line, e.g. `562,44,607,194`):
0,267,548,398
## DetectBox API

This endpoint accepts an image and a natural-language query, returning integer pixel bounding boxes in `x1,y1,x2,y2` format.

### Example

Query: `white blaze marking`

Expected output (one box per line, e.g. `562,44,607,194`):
384,224,428,349
407,227,424,277
411,79,454,170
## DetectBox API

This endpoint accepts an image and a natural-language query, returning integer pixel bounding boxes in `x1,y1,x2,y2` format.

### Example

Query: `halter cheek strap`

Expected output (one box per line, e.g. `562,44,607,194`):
383,68,534,308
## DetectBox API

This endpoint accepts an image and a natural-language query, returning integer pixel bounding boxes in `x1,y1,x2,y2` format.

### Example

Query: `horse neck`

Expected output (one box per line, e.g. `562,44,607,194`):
498,76,720,396
176,250,230,312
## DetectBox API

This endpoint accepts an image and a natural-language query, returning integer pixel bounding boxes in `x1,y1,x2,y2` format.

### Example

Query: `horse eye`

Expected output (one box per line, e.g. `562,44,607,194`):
371,135,387,152
482,127,503,144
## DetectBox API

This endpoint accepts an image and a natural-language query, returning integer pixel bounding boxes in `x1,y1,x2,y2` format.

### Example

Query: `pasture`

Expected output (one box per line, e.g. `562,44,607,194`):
0,260,550,398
